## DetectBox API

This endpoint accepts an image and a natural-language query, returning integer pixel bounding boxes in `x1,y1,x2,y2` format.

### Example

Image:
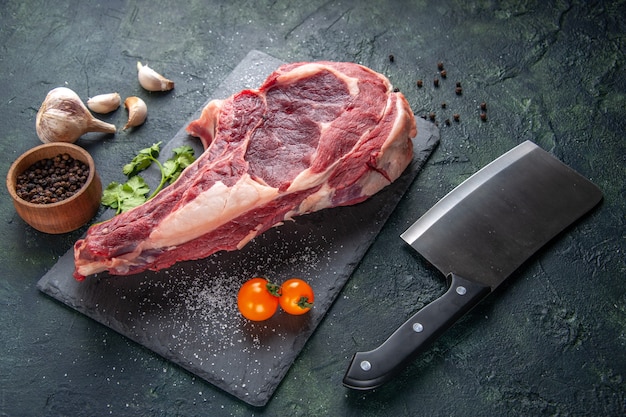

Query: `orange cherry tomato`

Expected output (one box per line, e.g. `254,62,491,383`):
279,278,314,315
237,278,279,321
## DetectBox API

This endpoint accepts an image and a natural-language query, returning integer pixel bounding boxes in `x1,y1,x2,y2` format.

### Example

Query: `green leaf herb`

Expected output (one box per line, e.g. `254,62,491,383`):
123,142,161,177
150,145,196,199
102,142,195,214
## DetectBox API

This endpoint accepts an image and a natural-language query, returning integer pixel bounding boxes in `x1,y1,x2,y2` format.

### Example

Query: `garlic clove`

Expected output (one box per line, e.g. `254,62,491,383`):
87,92,121,114
36,87,117,143
123,96,147,130
137,61,175,92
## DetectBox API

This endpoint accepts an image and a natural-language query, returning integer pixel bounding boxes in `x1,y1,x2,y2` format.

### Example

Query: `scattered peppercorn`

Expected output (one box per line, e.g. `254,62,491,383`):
15,153,89,204
480,102,487,111
429,112,436,121
445,119,451,126
416,79,423,88
480,112,488,121
437,61,444,71
434,78,440,87
389,54,395,63
455,86,463,95
440,69,447,78
393,87,400,92
441,102,447,109
456,81,462,87
453,113,460,122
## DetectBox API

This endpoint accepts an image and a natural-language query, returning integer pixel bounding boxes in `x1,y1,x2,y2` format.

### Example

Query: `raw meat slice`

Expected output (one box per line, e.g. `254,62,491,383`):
73,61,417,279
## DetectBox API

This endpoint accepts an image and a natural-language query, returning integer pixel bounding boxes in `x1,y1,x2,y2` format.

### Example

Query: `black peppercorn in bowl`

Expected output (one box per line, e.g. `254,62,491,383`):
6,142,101,234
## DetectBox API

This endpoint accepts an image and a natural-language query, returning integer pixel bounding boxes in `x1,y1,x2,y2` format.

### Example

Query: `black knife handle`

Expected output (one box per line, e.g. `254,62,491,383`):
343,273,491,390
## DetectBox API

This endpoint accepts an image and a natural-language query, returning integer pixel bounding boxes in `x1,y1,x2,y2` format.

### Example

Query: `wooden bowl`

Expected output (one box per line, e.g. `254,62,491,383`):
6,142,102,234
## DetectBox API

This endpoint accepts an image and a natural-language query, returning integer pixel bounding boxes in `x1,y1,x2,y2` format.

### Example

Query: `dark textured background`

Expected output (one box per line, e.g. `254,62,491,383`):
1,1,624,416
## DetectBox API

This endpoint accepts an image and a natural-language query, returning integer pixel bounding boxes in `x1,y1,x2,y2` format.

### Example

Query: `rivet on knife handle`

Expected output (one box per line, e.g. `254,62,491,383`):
343,273,491,390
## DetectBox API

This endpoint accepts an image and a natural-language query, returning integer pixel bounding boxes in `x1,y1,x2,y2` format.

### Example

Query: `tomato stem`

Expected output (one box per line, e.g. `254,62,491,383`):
266,281,281,297
296,296,314,309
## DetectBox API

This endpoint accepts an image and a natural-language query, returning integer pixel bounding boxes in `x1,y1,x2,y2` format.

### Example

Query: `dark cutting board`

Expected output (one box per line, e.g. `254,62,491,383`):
37,50,440,407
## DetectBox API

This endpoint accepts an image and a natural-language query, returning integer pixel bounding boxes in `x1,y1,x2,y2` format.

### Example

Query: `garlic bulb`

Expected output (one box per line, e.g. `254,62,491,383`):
123,96,147,130
87,92,121,114
36,87,117,144
137,61,174,92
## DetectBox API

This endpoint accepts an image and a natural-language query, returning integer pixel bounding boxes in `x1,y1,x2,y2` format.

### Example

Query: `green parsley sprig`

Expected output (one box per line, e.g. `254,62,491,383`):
102,142,195,214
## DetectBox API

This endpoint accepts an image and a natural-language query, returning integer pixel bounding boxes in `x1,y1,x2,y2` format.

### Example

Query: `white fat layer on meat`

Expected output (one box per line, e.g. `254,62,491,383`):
286,158,337,194
292,183,334,216
76,173,282,277
236,223,266,250
381,97,416,163
146,174,279,249
76,262,110,277
360,95,416,196
202,100,223,146
277,63,361,97
76,247,143,277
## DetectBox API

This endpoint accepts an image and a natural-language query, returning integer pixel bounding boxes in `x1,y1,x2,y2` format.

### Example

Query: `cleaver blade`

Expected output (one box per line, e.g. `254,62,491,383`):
343,140,603,390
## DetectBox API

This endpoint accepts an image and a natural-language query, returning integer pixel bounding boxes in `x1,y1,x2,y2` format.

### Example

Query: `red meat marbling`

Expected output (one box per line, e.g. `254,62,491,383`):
73,61,416,279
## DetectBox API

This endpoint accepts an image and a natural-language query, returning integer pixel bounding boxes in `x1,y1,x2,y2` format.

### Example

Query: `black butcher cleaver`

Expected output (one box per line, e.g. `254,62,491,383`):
343,140,603,390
